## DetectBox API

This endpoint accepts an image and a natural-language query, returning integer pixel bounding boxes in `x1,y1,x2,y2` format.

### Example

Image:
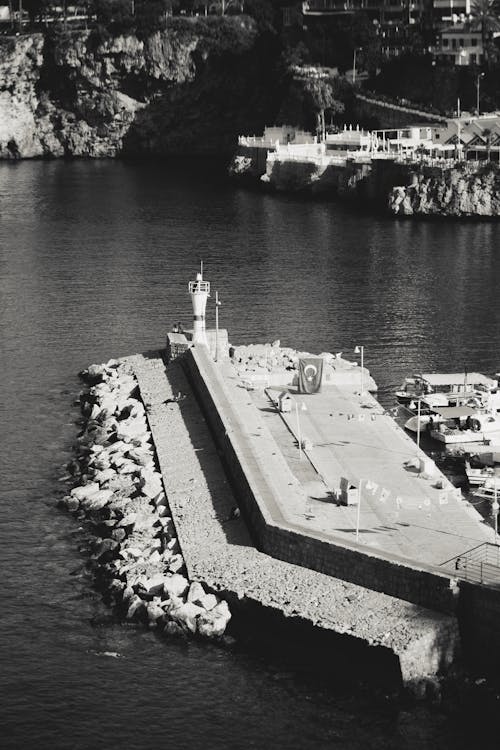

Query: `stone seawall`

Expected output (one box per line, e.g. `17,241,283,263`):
61,357,231,638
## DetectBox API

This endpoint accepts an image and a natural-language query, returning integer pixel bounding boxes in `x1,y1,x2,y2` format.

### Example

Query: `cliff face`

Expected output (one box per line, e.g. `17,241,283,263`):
0,19,276,159
388,163,500,217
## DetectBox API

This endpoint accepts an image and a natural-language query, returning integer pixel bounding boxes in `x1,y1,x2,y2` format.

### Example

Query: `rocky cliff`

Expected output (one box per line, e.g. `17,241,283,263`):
0,19,279,159
388,163,500,217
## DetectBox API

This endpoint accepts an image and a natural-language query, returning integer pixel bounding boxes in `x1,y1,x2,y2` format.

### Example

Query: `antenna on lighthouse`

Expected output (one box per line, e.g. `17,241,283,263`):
188,263,210,346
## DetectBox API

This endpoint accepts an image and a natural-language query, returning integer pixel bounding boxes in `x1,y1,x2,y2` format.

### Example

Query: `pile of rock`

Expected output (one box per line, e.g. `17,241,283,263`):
230,340,298,376
62,359,231,638
230,341,346,382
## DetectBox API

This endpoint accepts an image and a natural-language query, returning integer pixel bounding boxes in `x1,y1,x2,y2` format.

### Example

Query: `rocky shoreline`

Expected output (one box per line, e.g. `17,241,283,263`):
60,358,231,639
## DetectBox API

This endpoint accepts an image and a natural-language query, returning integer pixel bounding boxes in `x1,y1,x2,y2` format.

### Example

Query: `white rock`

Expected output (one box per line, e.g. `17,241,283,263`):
142,573,166,595
122,546,143,559
94,467,117,485
168,554,185,574
187,581,206,605
166,538,180,554
146,601,164,626
71,482,99,501
126,595,144,620
169,601,204,634
197,600,231,637
152,491,167,508
138,467,163,498
83,488,114,510
163,573,189,599
163,620,184,636
118,512,137,528
148,549,161,565
199,593,218,611
122,585,135,602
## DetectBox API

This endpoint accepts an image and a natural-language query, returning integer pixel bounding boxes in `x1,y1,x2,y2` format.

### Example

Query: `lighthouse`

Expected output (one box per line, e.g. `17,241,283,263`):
188,265,210,346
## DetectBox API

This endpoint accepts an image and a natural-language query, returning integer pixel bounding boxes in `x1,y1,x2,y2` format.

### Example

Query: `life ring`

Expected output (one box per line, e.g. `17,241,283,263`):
470,418,481,432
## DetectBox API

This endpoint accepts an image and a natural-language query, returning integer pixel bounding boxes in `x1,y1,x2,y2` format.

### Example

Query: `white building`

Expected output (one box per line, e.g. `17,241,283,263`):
433,21,483,65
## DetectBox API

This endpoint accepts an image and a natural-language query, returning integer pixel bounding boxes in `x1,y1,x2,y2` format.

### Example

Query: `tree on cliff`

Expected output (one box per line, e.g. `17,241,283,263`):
303,77,345,140
471,0,500,64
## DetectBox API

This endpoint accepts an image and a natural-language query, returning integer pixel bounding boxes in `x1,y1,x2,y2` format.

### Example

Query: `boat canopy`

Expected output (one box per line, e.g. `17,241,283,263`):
419,373,497,388
432,406,478,418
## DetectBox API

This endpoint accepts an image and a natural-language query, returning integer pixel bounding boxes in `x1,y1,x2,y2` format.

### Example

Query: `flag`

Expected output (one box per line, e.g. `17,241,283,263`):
298,358,323,394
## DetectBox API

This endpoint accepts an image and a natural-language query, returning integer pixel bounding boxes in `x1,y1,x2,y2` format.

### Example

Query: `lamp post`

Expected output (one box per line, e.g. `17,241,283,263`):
295,401,302,461
476,72,485,115
354,345,364,395
355,478,363,542
493,478,499,545
214,290,221,362
353,47,362,85
416,397,422,450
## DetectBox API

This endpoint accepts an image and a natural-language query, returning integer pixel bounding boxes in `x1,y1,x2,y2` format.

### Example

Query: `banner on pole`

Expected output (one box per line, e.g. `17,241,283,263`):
298,358,323,394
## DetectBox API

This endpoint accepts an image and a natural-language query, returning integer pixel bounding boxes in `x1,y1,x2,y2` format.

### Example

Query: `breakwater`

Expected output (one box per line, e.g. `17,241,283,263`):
60,338,500,692
61,357,231,637
62,347,462,694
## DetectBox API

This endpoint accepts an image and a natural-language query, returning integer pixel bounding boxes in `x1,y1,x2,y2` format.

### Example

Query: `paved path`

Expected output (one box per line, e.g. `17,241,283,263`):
217,364,493,568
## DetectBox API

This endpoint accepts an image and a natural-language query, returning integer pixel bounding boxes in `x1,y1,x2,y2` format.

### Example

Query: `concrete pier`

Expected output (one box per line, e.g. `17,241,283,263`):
126,350,460,690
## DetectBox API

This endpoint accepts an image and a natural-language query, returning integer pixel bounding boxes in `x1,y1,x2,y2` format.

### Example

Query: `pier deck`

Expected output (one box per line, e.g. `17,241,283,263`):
249,384,493,567
127,350,461,688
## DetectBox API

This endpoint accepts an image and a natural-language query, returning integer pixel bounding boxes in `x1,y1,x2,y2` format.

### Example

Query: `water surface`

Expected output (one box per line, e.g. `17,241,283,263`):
1,160,500,749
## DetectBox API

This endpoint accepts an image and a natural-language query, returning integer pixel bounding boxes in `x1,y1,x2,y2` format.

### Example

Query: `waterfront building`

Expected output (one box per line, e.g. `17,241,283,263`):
432,20,484,65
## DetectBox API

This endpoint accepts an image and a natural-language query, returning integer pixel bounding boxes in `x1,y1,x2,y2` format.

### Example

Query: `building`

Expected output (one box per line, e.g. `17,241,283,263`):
431,115,500,160
433,21,483,65
432,0,471,24
301,0,427,57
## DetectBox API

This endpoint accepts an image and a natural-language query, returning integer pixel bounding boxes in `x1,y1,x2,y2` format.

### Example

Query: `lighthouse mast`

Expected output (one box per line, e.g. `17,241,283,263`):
188,263,210,346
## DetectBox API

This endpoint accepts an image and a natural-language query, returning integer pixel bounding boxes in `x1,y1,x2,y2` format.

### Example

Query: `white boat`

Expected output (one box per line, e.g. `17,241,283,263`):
472,479,500,502
403,393,449,432
430,410,500,445
396,372,499,409
464,459,496,487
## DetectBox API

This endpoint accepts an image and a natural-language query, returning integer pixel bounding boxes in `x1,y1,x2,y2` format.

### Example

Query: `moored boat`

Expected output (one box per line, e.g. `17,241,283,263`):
396,372,499,410
464,458,496,487
430,410,500,445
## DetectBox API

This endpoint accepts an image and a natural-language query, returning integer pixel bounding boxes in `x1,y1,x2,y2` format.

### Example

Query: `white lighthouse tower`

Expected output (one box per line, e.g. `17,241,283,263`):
188,264,210,346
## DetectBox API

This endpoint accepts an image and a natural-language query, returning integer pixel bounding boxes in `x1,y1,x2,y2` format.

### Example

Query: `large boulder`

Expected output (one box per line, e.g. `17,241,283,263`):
169,600,204,634
163,573,189,599
71,482,99,501
197,600,231,638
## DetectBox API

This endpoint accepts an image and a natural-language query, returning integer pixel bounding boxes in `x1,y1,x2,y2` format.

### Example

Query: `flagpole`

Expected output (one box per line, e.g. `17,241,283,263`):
296,401,302,461
215,290,219,362
416,397,421,451
356,479,362,542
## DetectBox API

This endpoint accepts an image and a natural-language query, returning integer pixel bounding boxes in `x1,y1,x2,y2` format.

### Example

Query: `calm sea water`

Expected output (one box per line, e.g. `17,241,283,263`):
1,159,500,749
